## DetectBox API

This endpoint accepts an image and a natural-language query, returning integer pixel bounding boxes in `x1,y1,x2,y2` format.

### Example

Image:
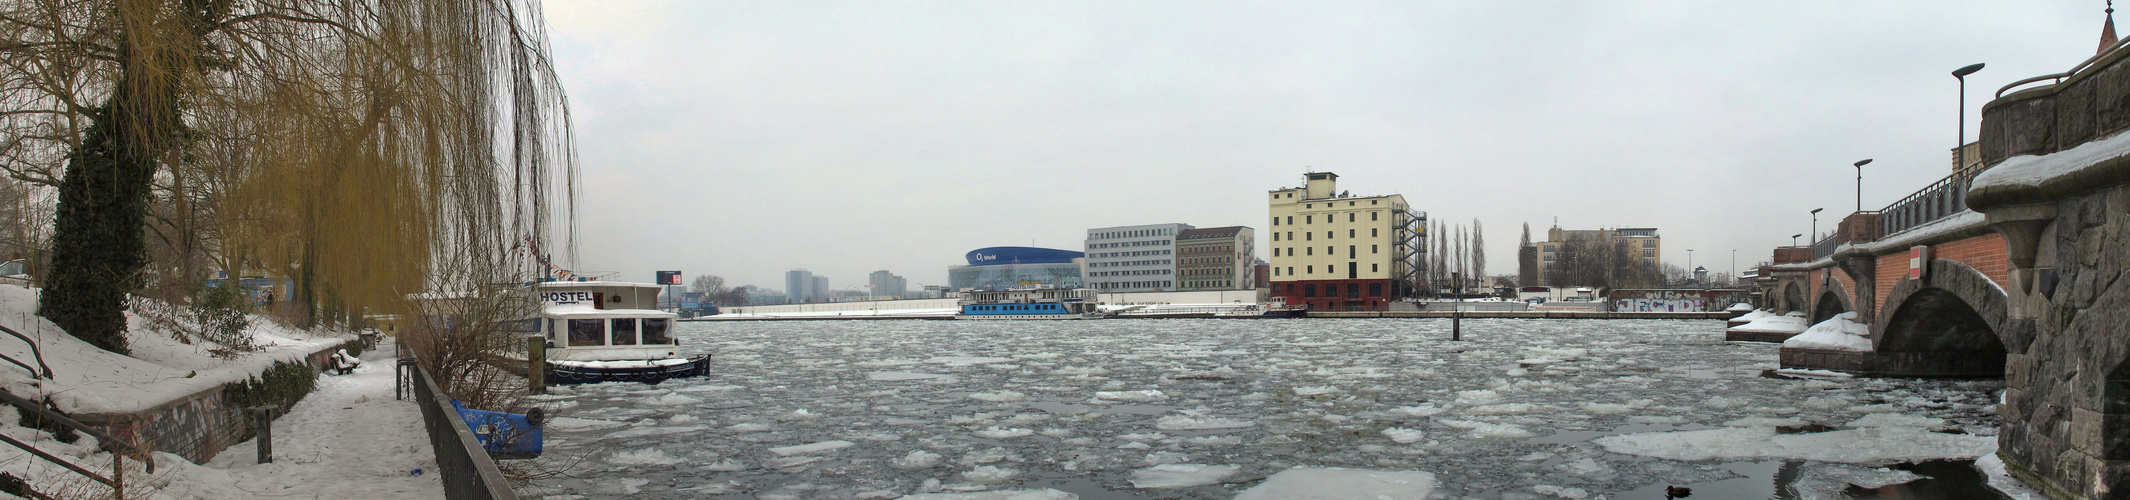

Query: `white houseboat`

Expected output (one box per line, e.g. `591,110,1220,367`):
531,281,710,384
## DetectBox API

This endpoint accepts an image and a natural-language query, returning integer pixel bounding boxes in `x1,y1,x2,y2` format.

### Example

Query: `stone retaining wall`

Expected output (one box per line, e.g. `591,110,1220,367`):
72,342,349,463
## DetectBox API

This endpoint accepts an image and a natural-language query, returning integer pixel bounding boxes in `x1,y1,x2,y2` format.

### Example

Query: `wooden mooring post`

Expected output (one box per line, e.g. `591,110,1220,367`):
251,406,274,464
527,335,545,395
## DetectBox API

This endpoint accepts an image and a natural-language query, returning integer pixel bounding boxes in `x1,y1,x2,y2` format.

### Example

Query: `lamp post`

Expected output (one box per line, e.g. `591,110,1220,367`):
1954,63,1985,176
1792,234,1803,246
1731,249,1737,287
1853,159,1873,213
1811,208,1825,243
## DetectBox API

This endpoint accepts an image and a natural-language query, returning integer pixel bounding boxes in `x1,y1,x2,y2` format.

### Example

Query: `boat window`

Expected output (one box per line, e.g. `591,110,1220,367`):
568,319,603,346
642,318,673,344
611,318,638,345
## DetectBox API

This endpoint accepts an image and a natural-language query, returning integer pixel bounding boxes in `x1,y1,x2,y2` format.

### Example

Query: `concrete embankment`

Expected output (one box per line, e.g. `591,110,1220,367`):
691,310,1731,321
1308,311,1729,320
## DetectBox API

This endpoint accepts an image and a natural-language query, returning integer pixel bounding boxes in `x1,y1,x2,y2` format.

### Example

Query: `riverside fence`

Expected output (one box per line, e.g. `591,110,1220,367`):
398,354,516,500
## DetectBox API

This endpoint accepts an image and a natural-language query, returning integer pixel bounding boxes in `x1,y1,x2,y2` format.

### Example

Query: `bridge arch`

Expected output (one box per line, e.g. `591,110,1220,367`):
1869,259,2010,377
1810,271,1854,324
1782,282,1805,314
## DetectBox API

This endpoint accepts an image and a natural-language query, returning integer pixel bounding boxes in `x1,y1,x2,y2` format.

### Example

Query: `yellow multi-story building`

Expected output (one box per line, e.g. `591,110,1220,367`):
1266,172,1413,311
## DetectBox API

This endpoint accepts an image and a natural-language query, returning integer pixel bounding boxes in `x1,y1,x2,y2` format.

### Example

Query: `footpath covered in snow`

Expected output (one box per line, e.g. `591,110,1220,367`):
162,340,442,498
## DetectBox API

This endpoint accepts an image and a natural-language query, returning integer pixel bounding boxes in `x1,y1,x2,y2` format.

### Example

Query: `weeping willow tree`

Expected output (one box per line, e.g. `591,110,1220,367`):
0,0,577,355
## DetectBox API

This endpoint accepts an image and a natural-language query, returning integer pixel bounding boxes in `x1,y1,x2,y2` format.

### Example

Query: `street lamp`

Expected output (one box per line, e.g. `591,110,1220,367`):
1811,208,1824,243
1792,234,1803,246
1853,159,1873,213
1954,63,1985,176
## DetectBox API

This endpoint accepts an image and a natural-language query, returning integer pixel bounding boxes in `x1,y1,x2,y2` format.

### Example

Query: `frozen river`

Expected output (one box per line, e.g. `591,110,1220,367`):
520,319,2019,499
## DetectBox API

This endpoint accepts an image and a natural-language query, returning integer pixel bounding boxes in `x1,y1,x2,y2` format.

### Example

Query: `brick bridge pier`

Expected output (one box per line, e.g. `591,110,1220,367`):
1757,40,2130,498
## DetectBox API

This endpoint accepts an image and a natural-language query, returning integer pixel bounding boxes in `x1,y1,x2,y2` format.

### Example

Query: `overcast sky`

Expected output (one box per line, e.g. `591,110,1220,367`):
542,1,2105,291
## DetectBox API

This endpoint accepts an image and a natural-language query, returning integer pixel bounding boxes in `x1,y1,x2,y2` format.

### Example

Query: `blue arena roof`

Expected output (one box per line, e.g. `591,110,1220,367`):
966,247,1083,266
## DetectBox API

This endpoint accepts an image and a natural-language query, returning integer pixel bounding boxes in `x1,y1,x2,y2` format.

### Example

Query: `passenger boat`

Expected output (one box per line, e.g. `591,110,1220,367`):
1211,302,1308,319
529,281,711,384
954,286,1105,320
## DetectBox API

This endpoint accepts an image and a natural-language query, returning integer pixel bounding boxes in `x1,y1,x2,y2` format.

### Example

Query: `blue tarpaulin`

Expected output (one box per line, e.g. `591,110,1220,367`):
450,400,543,459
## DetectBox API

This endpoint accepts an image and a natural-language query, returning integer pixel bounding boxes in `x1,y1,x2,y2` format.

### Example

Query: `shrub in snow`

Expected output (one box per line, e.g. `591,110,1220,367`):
188,281,256,356
224,360,317,418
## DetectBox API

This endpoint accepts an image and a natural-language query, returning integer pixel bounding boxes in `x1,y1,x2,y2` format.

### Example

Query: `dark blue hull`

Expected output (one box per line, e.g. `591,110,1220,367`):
544,355,712,385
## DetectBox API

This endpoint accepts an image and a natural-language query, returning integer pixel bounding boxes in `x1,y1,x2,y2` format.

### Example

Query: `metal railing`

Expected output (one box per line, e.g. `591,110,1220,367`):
400,358,517,500
1880,172,1974,236
1810,230,1844,261
1997,37,2130,98
0,388,154,500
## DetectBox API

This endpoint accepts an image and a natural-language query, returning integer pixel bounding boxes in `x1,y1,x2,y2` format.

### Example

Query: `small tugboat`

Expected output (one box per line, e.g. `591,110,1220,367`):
530,280,710,384
954,285,1106,320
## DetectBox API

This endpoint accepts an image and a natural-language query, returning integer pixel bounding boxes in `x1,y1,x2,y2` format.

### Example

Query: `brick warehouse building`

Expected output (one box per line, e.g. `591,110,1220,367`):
1175,226,1255,291
1266,172,1415,311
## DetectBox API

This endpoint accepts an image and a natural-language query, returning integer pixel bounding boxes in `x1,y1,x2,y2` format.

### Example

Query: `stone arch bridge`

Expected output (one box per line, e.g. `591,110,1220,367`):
1753,42,2130,498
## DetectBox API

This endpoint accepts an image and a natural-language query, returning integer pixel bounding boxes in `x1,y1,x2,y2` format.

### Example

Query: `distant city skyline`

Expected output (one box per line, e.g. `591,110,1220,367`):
543,1,2106,289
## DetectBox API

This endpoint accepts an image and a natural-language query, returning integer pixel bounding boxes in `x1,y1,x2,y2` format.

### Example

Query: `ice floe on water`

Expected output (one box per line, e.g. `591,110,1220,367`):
1593,425,1995,463
1129,464,1239,488
522,319,2018,498
1235,467,1436,499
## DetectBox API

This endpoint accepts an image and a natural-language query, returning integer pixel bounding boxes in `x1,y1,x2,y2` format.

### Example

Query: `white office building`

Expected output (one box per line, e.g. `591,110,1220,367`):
1083,223,1192,292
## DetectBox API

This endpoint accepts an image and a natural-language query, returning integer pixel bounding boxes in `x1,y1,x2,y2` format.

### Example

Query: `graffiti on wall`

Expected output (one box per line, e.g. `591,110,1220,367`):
1606,289,1750,312
1615,298,1705,312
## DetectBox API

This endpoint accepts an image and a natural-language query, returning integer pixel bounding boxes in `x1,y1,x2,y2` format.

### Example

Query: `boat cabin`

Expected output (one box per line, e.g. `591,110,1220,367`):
531,281,680,361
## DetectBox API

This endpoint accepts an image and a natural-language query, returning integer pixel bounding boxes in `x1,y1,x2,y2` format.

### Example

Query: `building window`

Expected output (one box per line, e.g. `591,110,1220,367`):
1307,265,1314,274
1372,263,1379,272
1287,267,1293,275
1326,231,1332,239
1348,213,1355,222
1369,283,1383,297
1273,248,1280,256
1372,228,1379,237
1371,211,1379,220
1371,200,1378,205
1273,233,1280,241
1372,244,1378,254
1347,283,1360,298
1272,217,1278,226
1306,233,1313,241
1326,246,1333,255
1304,284,1317,297
1286,216,1292,225
1306,247,1313,255
1349,245,1355,258
1349,229,1355,238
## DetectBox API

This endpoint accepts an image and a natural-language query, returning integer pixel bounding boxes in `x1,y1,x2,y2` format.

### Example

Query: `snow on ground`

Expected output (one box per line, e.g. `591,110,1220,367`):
177,340,440,498
0,285,353,415
1727,312,1808,337
1783,312,1874,352
518,319,2022,498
